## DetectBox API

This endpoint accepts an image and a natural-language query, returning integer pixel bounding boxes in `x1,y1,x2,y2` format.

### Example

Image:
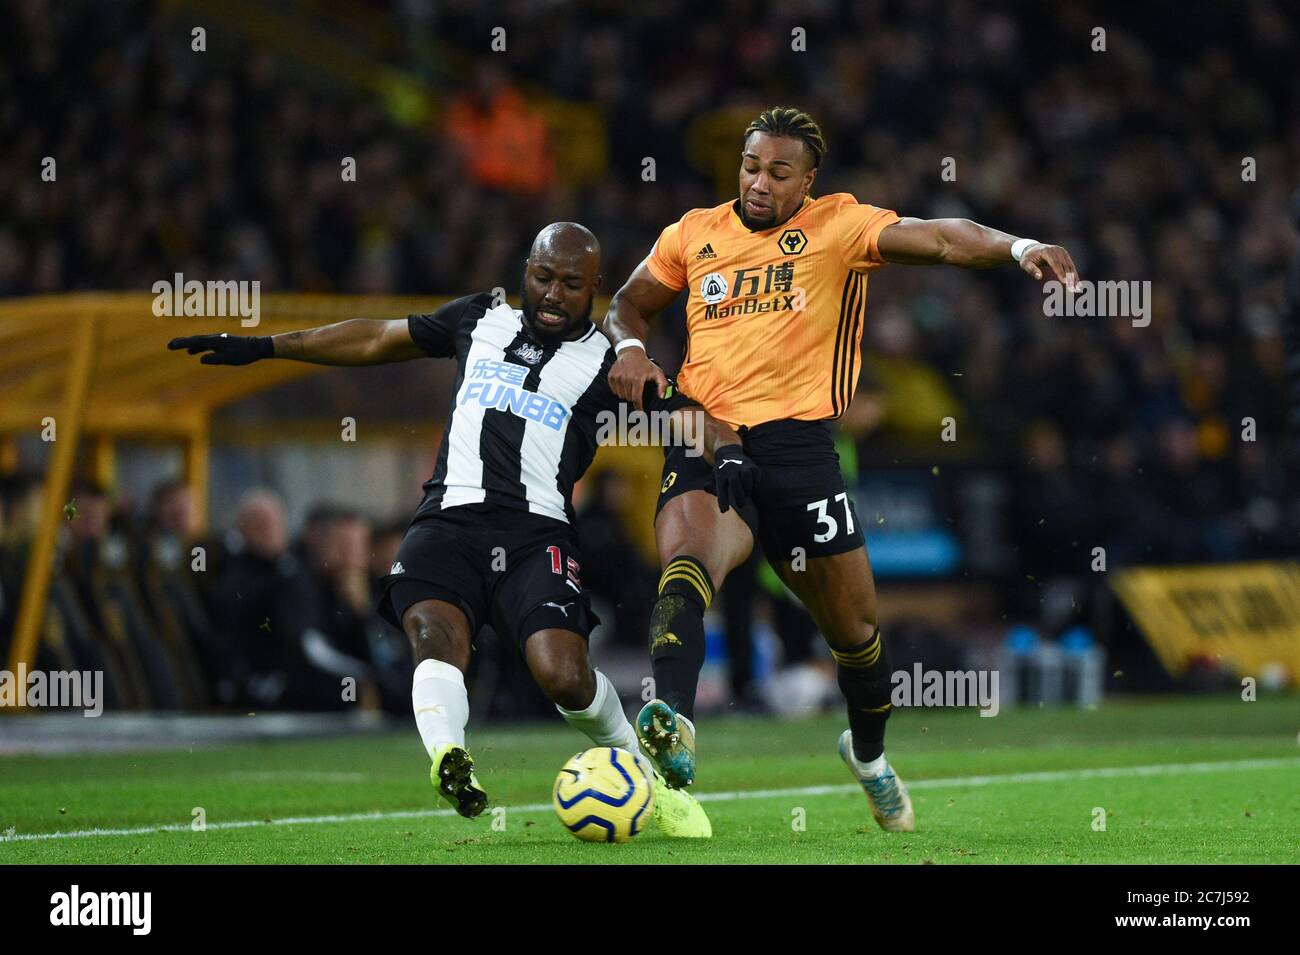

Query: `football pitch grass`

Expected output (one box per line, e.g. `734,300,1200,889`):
2,695,1297,864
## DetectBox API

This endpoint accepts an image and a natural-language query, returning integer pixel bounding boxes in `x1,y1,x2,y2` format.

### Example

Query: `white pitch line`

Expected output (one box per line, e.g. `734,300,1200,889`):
225,771,370,784
3,755,1297,844
693,755,1300,803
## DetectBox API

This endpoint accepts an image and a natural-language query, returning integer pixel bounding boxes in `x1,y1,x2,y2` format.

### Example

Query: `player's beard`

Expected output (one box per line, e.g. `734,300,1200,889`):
736,199,778,232
520,286,593,340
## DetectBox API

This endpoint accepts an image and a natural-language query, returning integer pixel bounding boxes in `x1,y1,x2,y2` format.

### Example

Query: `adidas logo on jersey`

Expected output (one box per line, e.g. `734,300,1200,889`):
695,243,718,260
389,561,405,574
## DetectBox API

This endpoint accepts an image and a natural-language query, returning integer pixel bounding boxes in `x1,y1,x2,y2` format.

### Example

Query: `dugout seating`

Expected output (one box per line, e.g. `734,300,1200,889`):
86,538,204,711
133,534,214,707
3,530,246,713
45,575,128,711
52,532,206,711
2,538,124,710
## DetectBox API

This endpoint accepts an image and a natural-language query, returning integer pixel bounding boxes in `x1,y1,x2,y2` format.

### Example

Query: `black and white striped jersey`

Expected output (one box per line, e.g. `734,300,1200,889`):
406,292,630,525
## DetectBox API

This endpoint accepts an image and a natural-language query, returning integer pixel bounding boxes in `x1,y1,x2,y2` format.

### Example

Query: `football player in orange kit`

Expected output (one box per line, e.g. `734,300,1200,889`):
601,107,1080,832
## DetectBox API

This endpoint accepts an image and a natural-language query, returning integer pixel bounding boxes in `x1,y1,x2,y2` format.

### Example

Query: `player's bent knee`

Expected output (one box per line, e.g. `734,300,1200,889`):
825,618,882,655
525,630,596,710
656,496,711,551
403,601,470,666
533,656,596,711
657,492,751,583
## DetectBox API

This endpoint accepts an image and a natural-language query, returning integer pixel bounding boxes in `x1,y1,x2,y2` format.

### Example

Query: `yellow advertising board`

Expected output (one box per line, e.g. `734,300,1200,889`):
1111,562,1300,681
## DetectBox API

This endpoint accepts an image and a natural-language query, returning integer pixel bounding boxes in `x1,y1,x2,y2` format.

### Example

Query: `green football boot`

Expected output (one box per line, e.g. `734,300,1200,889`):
430,744,488,819
635,699,696,789
651,774,712,838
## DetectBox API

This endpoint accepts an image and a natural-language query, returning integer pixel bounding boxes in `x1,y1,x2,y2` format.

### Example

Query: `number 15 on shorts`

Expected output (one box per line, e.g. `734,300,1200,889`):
807,492,855,543
547,544,583,589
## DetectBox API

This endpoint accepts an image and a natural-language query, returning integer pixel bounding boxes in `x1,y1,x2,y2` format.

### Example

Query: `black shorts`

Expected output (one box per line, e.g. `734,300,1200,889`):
655,418,864,563
376,503,600,654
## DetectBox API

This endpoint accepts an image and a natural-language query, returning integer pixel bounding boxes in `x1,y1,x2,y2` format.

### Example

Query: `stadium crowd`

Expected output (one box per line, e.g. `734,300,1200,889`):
2,1,1297,707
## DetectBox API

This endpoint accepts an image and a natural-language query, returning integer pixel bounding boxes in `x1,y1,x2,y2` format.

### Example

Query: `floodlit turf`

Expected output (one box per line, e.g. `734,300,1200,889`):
1,696,1297,864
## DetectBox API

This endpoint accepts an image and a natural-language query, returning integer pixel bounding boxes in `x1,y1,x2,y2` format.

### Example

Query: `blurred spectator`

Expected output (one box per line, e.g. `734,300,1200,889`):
64,480,111,559
276,508,382,711
294,503,341,569
446,65,556,197
145,479,197,541
208,489,296,705
132,478,198,597
365,519,416,713
574,470,657,647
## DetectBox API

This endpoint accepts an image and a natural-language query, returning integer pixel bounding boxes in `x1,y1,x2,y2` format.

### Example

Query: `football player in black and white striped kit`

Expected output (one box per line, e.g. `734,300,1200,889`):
170,223,754,838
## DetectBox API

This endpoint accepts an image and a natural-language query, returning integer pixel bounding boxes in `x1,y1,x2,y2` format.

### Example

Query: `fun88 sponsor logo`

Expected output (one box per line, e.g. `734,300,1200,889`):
461,376,569,430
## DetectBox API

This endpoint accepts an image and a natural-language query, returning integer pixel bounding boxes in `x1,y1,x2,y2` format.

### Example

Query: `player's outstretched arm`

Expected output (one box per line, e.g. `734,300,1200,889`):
168,318,424,366
877,217,1081,290
601,259,679,409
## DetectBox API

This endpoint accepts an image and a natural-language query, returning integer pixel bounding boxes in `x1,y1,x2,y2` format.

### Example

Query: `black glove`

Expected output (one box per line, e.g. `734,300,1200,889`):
713,443,758,514
168,333,274,365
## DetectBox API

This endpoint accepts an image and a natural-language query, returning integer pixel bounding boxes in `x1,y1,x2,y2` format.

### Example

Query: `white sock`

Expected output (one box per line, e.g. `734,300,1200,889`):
411,658,469,757
850,749,889,778
556,670,648,765
861,754,889,776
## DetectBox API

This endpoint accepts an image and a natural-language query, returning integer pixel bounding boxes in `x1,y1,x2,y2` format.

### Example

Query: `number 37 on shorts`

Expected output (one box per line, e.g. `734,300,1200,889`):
765,490,864,560
807,491,857,543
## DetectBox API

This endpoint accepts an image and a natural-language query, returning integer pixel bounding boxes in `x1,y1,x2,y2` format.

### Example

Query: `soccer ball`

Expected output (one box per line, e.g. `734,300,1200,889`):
552,747,654,843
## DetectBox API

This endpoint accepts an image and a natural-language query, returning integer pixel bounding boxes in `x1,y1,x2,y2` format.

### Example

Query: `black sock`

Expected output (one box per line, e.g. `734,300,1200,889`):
833,627,892,763
648,556,714,721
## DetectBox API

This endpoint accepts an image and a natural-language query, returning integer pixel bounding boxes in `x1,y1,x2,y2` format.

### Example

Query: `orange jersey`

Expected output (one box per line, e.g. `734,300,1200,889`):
646,193,900,428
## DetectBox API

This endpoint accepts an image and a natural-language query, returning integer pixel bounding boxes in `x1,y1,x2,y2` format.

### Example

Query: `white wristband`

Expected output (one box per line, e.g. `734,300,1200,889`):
614,338,646,355
1010,238,1038,263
